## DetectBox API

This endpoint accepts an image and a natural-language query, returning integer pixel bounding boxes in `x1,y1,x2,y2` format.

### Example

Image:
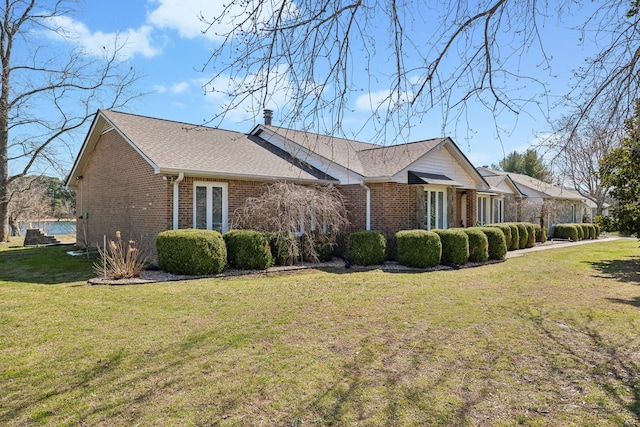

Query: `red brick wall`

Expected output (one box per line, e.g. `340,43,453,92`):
75,130,171,257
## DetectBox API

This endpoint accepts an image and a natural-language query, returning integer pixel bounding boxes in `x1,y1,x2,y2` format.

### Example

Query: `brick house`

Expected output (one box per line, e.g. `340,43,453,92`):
477,167,591,233
66,110,495,258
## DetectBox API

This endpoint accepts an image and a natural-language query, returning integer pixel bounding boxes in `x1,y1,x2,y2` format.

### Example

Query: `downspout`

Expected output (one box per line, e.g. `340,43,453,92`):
360,183,371,231
172,172,185,230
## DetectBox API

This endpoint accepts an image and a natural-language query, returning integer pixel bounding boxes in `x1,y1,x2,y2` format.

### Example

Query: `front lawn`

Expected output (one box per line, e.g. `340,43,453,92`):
1,239,639,426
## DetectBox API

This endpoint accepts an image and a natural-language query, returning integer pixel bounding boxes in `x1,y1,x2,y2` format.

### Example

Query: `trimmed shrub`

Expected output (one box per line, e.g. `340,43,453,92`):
487,223,512,250
533,224,547,243
157,229,227,275
395,230,442,268
593,223,601,238
266,231,299,266
524,223,536,248
433,229,469,265
345,230,387,266
580,223,595,240
554,224,579,241
514,223,528,249
574,223,585,240
224,230,273,270
461,228,489,263
478,227,507,260
506,223,519,251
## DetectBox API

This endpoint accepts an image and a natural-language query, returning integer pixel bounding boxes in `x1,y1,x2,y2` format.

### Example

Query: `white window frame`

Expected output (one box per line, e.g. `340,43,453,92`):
193,182,228,233
424,187,447,230
494,198,504,223
477,195,490,226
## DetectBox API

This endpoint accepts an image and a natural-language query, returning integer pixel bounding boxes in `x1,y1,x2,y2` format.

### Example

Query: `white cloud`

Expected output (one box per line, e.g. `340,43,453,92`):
147,0,298,42
355,89,413,113
44,15,160,60
171,81,190,94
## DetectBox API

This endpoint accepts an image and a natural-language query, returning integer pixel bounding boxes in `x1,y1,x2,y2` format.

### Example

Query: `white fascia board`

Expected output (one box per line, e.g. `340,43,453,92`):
158,168,339,185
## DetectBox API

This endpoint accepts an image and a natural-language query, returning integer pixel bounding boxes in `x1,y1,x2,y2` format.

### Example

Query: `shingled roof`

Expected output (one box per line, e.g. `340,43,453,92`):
68,110,336,184
260,125,450,177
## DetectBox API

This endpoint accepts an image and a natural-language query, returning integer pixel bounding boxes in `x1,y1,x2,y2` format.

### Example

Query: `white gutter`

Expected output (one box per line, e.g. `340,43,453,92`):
172,172,185,230
360,183,371,230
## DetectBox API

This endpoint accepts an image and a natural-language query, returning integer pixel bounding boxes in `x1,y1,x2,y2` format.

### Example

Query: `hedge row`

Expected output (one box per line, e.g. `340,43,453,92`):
157,229,332,275
553,223,600,241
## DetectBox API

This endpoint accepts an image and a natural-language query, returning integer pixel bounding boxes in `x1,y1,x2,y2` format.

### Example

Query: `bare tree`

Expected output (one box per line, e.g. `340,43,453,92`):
201,1,639,146
0,0,142,241
231,182,350,262
6,176,49,236
545,122,621,215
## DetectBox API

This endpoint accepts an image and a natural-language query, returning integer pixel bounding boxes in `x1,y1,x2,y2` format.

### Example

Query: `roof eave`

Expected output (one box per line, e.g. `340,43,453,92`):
157,168,339,185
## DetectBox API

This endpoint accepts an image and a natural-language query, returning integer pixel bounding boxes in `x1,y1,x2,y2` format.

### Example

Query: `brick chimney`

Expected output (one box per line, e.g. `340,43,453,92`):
263,109,273,126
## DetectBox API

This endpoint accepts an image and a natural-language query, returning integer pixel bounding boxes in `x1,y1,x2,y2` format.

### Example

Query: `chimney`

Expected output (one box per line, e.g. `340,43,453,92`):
263,109,273,126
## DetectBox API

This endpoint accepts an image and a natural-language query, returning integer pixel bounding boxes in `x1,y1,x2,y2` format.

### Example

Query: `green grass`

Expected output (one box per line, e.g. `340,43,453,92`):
1,239,639,426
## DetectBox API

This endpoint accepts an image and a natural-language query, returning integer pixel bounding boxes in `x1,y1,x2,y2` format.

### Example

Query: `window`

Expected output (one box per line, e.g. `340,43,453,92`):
425,188,446,230
193,182,228,233
494,198,504,223
477,195,490,225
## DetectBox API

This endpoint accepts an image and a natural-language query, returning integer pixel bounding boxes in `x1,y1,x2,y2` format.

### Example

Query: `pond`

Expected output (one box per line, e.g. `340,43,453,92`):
19,220,76,236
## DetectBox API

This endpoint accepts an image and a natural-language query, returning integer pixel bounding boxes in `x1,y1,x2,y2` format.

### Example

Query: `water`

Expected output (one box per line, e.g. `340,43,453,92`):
19,220,76,236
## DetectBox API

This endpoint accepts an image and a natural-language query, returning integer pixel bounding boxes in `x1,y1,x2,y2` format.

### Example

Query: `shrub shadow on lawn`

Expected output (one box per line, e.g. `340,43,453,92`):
587,256,640,285
0,244,94,285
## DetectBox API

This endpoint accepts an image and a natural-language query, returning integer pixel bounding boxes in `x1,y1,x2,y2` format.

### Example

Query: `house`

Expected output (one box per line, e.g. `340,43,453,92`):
66,110,495,259
477,167,591,232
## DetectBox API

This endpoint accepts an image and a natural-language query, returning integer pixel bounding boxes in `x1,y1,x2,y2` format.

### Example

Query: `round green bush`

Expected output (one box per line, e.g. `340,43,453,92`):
487,223,512,250
433,229,469,265
574,223,585,240
478,227,507,260
395,230,442,268
506,223,519,250
157,229,227,275
461,228,489,263
345,230,387,266
514,223,528,249
266,231,299,266
593,223,601,238
554,224,579,241
580,224,590,239
524,223,536,248
224,230,273,270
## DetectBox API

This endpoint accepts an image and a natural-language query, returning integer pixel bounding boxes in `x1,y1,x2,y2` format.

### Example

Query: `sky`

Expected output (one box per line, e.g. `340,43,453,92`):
27,0,606,176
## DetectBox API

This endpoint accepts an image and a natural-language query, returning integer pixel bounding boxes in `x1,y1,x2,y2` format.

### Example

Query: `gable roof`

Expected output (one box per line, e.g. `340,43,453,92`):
478,167,585,201
481,173,524,196
67,110,337,187
253,124,489,188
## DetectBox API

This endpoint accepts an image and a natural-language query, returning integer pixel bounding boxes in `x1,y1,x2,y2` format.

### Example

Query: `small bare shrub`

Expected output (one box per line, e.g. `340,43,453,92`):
94,231,147,279
232,183,349,263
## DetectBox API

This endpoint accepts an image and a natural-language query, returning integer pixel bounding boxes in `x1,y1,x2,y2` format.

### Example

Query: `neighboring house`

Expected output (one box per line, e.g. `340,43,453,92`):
66,110,493,259
478,172,524,225
477,167,591,232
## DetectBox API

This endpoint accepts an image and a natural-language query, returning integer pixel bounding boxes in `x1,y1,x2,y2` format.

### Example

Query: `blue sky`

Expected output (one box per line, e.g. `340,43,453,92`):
44,0,603,173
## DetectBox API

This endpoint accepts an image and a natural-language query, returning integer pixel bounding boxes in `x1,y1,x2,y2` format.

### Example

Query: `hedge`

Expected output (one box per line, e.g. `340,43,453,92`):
345,230,387,266
487,223,512,250
461,228,489,263
506,223,520,251
433,229,469,265
478,227,508,260
524,223,536,248
554,224,579,241
395,230,442,268
157,229,227,275
224,230,273,270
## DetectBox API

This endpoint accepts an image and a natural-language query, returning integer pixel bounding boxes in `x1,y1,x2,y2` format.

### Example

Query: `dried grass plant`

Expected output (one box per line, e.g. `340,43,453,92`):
94,231,148,279
232,183,350,262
